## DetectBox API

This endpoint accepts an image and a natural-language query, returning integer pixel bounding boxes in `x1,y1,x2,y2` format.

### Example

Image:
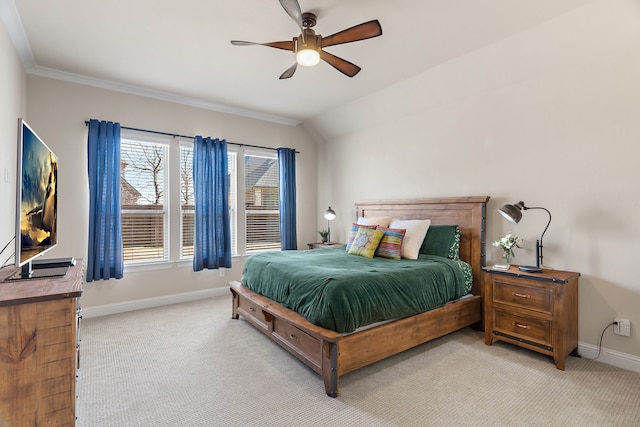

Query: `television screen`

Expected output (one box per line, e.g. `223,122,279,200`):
14,119,59,274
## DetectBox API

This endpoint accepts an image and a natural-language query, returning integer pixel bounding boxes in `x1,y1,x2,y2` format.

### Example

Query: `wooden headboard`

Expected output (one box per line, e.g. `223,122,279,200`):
355,196,490,296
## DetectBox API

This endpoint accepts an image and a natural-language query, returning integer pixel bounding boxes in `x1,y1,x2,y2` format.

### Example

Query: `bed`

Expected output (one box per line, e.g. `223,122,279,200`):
229,196,490,397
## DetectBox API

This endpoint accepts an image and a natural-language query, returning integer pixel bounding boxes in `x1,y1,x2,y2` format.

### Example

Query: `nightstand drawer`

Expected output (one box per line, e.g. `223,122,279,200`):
494,309,552,347
493,280,552,314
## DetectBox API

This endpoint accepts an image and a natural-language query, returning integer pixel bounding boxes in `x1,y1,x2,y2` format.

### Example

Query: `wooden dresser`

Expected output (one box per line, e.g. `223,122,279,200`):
483,266,579,370
0,262,83,427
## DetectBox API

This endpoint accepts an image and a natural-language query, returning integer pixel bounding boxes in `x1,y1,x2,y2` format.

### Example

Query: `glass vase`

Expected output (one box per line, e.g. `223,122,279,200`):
503,251,512,265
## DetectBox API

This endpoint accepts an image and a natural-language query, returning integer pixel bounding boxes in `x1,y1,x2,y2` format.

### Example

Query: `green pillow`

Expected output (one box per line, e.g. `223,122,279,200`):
419,225,460,260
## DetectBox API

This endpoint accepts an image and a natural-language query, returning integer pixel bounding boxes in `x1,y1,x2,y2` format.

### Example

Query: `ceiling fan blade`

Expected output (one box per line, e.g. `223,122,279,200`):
279,0,303,31
320,50,361,77
321,20,383,48
230,40,294,51
279,63,298,80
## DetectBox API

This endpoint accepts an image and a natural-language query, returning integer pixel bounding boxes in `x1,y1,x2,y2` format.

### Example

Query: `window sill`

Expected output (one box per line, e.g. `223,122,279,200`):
176,259,193,269
124,260,173,273
123,254,250,273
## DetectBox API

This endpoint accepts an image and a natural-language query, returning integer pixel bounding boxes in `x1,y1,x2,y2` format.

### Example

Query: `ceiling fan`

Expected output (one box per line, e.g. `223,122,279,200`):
231,0,382,79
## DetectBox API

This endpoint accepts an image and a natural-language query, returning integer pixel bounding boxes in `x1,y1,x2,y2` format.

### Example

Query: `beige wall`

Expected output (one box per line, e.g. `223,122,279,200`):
24,75,318,309
3,0,638,363
309,0,640,358
0,20,26,261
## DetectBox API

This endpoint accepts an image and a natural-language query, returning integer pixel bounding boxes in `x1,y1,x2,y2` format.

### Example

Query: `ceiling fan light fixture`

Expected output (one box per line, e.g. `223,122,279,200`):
230,1,383,79
296,48,320,67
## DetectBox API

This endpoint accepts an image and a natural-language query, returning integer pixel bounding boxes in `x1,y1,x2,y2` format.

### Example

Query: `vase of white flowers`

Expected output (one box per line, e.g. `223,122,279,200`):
493,233,523,265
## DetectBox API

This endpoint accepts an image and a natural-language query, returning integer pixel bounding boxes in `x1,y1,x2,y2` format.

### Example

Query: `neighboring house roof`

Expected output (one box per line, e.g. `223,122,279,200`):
121,177,142,204
121,160,142,204
245,157,277,188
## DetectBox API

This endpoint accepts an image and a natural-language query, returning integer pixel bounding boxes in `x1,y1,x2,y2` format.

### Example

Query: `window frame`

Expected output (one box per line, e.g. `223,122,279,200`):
120,131,171,269
243,149,281,254
119,133,280,272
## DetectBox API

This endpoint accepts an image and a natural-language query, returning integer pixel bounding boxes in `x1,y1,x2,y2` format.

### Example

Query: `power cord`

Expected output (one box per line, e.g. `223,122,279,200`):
581,321,617,361
1,252,15,269
0,236,16,269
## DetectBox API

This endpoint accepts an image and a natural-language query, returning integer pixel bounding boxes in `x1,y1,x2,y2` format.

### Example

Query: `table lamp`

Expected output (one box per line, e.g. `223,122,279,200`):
323,207,337,244
498,201,552,272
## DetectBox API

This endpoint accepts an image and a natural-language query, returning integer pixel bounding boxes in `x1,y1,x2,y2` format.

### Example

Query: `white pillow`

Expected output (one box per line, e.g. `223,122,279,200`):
388,219,431,259
357,216,392,228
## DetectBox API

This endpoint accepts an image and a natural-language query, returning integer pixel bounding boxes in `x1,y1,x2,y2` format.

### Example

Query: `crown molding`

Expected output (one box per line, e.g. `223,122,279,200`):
27,66,301,127
0,0,35,68
0,0,300,127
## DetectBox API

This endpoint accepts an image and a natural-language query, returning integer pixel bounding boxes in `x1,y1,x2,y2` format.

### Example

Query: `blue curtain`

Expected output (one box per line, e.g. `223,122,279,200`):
193,136,232,271
278,148,297,250
87,119,123,282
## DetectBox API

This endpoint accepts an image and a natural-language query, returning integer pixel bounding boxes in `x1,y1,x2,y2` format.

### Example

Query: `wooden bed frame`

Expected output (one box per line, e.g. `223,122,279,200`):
229,196,490,397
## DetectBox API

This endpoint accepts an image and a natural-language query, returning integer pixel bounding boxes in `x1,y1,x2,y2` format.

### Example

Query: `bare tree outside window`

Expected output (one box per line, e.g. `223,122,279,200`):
181,149,193,207
121,140,168,262
180,147,195,257
122,143,165,205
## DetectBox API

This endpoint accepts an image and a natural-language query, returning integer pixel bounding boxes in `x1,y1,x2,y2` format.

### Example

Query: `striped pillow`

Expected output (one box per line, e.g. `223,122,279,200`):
375,226,406,260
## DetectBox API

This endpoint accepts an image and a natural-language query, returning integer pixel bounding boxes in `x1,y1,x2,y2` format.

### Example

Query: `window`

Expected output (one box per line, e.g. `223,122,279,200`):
179,147,237,257
120,132,277,266
174,146,280,257
120,137,168,263
244,151,280,252
179,146,194,258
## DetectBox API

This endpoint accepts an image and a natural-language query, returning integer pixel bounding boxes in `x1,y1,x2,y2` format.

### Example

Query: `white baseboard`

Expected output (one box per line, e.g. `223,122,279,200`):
578,341,640,374
81,287,230,319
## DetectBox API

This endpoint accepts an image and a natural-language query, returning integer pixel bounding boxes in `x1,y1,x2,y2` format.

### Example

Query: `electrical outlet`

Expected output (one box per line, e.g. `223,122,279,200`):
614,318,631,337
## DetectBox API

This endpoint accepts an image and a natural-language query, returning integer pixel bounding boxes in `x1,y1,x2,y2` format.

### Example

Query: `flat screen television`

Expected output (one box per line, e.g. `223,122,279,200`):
7,119,69,280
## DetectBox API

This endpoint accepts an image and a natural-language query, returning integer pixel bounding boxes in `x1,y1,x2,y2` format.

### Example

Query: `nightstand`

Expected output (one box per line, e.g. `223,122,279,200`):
483,266,580,370
307,242,343,250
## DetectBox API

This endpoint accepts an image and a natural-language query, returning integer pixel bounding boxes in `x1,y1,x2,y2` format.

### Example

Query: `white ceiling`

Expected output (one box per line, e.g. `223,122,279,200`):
4,0,592,126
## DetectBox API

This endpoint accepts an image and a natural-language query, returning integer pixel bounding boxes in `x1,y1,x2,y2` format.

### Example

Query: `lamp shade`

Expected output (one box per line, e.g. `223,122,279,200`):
498,202,524,224
323,207,336,221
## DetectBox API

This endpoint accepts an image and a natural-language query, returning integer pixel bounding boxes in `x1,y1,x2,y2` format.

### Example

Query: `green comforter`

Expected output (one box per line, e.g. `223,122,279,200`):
241,246,473,333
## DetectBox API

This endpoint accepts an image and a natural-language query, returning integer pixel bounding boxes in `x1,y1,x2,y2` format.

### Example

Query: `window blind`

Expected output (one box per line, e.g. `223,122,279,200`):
180,148,237,257
179,146,194,258
244,151,280,252
121,139,168,263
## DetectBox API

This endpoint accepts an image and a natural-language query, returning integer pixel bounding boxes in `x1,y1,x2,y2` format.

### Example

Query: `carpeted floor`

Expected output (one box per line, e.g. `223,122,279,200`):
77,296,640,426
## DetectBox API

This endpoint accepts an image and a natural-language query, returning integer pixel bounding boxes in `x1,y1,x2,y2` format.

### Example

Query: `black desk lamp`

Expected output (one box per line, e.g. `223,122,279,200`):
498,201,552,272
323,207,337,244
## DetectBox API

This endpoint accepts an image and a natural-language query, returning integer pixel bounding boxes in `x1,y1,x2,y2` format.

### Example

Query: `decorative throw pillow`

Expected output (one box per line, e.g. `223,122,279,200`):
420,225,461,260
347,227,385,259
357,216,392,228
345,223,378,251
388,219,431,259
375,226,406,260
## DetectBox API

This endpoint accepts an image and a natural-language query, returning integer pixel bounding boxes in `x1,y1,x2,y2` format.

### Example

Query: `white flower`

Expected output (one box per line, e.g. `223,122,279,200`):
493,233,523,260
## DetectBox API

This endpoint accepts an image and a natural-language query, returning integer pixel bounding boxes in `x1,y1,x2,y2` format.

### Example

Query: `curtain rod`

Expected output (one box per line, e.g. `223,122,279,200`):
84,121,299,153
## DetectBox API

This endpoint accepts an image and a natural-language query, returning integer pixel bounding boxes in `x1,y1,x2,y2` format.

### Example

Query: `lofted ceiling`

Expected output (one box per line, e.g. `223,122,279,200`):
4,0,592,126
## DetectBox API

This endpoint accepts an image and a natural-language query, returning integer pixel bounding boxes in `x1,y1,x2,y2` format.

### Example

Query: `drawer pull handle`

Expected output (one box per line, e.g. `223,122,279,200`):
248,306,256,312
512,322,531,329
512,292,531,299
289,334,299,342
